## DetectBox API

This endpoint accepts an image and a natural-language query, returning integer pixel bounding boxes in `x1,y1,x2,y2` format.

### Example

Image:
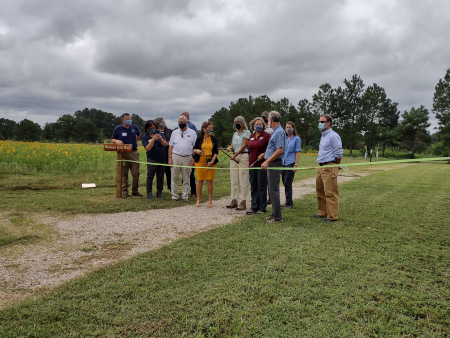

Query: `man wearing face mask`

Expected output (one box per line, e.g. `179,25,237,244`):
314,114,343,222
168,115,197,201
111,113,142,198
261,111,285,223
181,111,198,198
154,117,173,191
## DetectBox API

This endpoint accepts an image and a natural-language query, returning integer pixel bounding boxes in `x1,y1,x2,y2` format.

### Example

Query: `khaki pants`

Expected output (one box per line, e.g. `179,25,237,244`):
316,166,339,220
230,153,250,202
121,151,140,196
171,153,192,200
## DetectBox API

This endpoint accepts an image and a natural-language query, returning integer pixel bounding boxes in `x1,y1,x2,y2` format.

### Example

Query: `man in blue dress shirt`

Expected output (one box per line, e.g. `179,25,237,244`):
261,111,285,223
314,114,343,222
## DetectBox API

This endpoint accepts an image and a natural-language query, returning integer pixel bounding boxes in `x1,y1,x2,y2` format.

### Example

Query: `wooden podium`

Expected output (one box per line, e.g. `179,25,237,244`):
104,143,132,198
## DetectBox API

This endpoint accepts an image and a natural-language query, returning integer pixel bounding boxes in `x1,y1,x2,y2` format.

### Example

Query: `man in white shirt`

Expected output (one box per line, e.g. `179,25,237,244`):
168,115,197,201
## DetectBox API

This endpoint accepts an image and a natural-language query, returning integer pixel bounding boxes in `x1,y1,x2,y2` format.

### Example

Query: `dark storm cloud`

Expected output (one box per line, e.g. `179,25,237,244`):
0,0,449,129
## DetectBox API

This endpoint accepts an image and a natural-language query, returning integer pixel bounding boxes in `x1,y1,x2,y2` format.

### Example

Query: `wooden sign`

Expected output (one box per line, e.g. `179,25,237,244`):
104,143,133,198
103,143,132,152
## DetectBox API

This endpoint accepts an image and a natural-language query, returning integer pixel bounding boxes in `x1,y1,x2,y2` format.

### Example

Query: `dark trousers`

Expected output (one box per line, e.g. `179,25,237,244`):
146,160,165,194
267,158,282,221
165,165,171,190
282,163,296,206
249,168,268,212
190,169,196,195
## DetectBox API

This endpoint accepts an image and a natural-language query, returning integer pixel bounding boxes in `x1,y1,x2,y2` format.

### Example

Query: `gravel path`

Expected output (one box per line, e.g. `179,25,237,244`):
0,172,365,308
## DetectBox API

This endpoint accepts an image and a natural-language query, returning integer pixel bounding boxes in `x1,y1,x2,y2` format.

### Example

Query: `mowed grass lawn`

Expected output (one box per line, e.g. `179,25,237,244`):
0,162,448,336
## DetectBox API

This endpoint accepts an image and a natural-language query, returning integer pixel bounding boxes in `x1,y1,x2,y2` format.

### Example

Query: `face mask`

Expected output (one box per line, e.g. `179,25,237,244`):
235,123,241,130
125,119,132,126
254,125,263,132
318,122,326,131
206,129,214,135
159,123,165,129
149,129,156,134
286,128,293,135
263,118,268,124
178,123,186,129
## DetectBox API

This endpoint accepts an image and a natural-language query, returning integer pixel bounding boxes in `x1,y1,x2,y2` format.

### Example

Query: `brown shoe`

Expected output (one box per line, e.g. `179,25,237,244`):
236,200,246,211
226,199,238,208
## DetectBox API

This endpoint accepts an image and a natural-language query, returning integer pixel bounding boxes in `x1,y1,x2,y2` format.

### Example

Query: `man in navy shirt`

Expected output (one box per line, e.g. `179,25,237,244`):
261,111,285,223
111,113,142,198
314,114,343,222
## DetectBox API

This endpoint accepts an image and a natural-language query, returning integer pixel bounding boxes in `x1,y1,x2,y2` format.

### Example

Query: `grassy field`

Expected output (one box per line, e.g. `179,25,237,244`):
0,158,448,336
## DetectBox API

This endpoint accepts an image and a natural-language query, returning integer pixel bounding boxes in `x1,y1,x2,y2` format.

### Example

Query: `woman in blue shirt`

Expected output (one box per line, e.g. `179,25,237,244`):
282,121,301,208
142,120,168,199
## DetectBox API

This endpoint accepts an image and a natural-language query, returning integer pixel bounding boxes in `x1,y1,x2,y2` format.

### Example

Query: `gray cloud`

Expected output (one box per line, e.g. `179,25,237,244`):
0,0,448,130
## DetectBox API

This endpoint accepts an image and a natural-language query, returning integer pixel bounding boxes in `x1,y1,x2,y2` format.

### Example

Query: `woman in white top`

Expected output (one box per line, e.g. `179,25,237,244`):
226,116,251,210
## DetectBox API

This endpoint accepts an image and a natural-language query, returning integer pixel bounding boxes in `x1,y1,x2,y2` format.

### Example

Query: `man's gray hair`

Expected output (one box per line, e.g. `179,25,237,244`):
233,116,248,130
268,111,281,122
178,115,189,123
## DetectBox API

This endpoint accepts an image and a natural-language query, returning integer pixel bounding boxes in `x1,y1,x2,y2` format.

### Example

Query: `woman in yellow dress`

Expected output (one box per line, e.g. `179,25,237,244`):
193,122,218,207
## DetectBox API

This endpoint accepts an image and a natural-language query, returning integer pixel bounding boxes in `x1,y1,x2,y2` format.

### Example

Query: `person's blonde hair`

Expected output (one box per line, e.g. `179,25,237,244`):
249,117,266,132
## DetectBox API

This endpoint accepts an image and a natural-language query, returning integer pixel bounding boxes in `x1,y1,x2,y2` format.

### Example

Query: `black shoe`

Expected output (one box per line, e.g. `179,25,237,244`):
282,204,292,209
311,215,326,219
156,191,163,198
132,192,143,197
122,194,130,198
147,192,153,199
266,218,282,223
246,210,257,215
323,218,337,222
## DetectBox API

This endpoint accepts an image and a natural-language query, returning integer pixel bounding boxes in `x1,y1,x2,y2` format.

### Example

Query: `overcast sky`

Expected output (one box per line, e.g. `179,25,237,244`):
1,0,449,130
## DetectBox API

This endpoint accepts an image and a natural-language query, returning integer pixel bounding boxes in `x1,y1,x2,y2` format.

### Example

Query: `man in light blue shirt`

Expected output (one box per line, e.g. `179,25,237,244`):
262,111,285,223
314,114,343,222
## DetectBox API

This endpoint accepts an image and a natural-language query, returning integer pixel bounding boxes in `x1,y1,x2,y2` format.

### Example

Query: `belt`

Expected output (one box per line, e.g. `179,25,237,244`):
319,161,336,166
173,153,192,157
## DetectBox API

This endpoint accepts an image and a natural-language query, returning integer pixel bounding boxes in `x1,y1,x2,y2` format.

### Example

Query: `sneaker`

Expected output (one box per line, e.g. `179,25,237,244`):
255,210,266,214
236,200,246,211
266,218,282,223
323,218,338,223
265,215,274,221
226,199,238,208
282,204,292,209
246,210,257,215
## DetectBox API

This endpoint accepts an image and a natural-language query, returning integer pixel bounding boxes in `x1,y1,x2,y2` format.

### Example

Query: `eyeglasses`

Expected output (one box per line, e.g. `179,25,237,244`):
319,120,328,123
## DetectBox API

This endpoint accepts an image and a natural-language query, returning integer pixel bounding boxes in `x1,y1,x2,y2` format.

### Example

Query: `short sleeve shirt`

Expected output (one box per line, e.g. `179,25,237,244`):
112,124,141,151
142,133,166,162
264,124,285,160
283,135,301,165
169,127,197,156
248,131,271,167
232,130,251,153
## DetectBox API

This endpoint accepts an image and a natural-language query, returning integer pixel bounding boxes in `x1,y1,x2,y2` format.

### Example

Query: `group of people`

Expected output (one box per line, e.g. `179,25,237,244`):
111,110,343,223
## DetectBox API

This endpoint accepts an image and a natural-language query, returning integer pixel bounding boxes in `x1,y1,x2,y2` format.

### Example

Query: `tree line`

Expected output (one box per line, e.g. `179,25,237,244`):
1,71,449,158
211,72,449,158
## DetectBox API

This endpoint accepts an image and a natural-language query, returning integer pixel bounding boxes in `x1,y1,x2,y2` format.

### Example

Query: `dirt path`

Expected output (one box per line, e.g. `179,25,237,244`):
0,171,367,308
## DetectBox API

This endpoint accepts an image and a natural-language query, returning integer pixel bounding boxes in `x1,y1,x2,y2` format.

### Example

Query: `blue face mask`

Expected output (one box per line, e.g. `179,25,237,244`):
125,119,132,126
206,129,214,135
318,122,325,131
254,125,263,132
149,129,156,134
